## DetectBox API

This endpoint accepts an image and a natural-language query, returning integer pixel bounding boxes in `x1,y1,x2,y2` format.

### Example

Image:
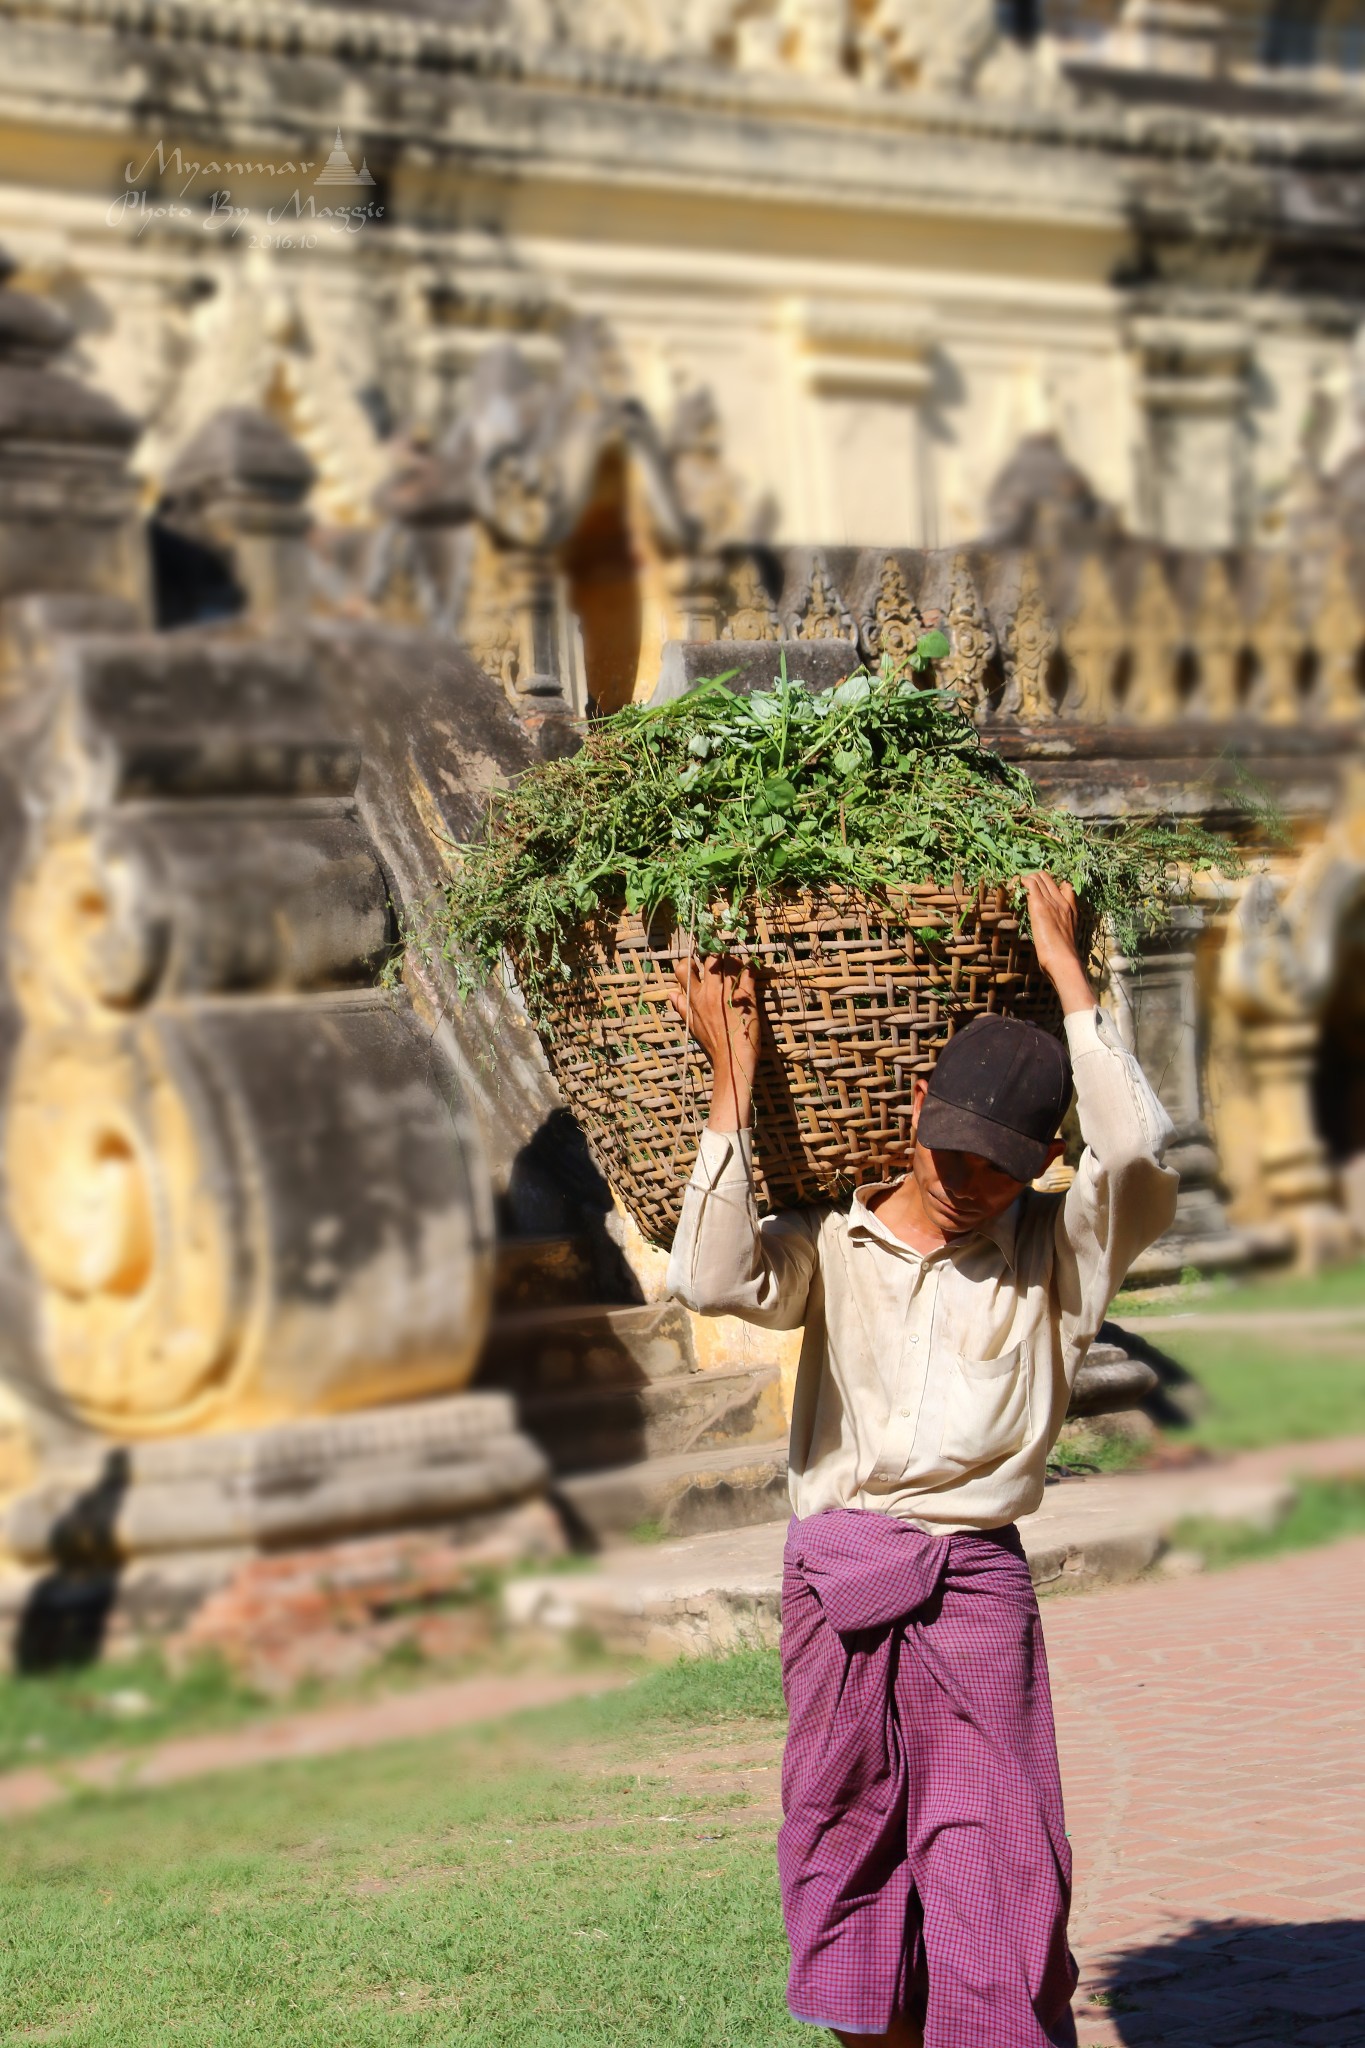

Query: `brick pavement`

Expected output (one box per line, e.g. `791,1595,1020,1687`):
1049,1535,1365,2048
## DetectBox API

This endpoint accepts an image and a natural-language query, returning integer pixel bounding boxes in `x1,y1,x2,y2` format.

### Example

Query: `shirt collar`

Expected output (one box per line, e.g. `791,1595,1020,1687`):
847,1181,1022,1272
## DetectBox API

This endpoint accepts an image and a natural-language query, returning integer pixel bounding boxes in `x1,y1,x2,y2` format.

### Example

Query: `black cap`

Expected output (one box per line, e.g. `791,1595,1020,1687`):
917,1013,1073,1182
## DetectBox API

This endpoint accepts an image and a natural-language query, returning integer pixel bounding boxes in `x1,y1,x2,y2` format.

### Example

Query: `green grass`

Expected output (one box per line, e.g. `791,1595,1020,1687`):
0,1654,797,2048
1046,1426,1149,1479
1174,1476,1365,1569
1112,1256,1365,1320
1104,1258,1365,1457
0,1647,266,1777
1157,1332,1365,1454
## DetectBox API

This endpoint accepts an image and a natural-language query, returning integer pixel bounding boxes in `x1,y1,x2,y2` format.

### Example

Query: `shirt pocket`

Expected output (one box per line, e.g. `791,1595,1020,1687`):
938,1343,1031,1472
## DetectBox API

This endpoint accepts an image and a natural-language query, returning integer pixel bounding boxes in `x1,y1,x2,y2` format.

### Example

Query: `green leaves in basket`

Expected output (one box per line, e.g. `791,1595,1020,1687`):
418,651,1241,1017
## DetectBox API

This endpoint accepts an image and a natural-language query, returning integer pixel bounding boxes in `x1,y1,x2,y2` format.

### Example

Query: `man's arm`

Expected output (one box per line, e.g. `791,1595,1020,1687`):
1021,874,1180,1359
664,954,817,1328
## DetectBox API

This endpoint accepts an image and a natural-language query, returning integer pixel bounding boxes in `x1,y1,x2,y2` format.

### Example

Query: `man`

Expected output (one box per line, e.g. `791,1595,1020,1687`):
666,872,1178,2048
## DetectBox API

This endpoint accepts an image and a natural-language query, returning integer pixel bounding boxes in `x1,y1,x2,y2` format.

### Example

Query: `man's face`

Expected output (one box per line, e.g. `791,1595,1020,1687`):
908,1076,1054,1237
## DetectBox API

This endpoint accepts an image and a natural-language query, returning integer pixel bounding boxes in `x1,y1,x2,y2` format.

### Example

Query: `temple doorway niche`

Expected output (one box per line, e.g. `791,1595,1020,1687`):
560,443,653,717
1313,883,1365,1237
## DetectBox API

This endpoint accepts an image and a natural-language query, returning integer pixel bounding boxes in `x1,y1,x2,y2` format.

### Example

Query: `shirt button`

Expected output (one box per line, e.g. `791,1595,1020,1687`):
899,1405,911,1417
909,1334,920,1345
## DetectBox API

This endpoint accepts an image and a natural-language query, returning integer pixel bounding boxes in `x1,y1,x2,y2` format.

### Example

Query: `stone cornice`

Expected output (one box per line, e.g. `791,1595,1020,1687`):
0,0,1363,177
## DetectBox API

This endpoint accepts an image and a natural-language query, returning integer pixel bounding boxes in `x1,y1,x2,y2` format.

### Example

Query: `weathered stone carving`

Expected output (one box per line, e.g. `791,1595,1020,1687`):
1249,555,1305,725
854,0,1000,93
368,325,731,711
7,1392,547,1561
1219,774,1365,1264
1061,555,1125,721
1317,547,1364,723
1103,908,1247,1275
983,432,1119,556
4,635,493,1435
1002,557,1059,721
0,251,146,644
724,558,782,641
786,551,857,642
153,406,315,629
860,554,924,666
1125,557,1183,724
1191,556,1242,720
938,553,996,713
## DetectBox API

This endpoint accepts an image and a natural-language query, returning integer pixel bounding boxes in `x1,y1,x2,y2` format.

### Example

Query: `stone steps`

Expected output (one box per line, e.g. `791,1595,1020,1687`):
492,1234,603,1314
474,1278,1168,1544
505,1461,1308,1660
480,1300,695,1397
559,1436,790,1541
477,1284,790,1536
520,1365,787,1476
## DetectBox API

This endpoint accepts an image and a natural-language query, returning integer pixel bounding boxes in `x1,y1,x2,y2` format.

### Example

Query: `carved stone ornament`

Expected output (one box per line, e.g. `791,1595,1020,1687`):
1218,786,1365,1263
459,527,530,693
1250,555,1305,725
1061,554,1124,721
667,385,745,549
938,552,996,714
863,554,924,665
1316,546,1365,721
1127,556,1183,724
724,556,781,641
485,447,556,549
1002,558,1058,721
789,553,857,643
1192,556,1243,720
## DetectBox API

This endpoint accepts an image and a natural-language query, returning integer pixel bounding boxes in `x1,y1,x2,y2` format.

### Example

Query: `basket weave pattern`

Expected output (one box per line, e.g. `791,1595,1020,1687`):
532,882,1078,1249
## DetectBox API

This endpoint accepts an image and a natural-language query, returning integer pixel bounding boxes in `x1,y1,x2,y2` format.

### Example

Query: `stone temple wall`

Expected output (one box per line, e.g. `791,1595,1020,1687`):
1,0,1364,558
0,0,1361,1646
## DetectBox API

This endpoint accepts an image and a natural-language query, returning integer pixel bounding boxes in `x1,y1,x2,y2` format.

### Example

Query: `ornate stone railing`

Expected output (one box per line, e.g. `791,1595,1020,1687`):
702,542,1365,730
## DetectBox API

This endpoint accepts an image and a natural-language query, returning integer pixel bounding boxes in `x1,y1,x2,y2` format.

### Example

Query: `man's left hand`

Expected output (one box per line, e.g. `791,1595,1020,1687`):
1019,872,1093,1016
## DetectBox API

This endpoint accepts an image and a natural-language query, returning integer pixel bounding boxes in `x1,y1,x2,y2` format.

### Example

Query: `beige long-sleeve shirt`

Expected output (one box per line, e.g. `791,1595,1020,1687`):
666,1006,1179,1532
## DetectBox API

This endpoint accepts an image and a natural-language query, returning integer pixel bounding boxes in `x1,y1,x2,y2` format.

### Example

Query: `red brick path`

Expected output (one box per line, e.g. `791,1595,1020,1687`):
1049,1536,1365,2048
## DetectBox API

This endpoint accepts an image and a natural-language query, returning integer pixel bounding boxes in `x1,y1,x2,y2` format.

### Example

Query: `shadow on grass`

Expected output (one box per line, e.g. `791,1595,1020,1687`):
1087,1918,1365,2046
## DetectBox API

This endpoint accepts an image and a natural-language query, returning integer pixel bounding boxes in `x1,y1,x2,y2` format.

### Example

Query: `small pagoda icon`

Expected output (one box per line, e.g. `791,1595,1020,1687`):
314,130,377,187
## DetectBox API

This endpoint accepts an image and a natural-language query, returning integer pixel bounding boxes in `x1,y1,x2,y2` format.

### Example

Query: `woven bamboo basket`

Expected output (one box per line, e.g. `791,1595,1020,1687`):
526,881,1089,1250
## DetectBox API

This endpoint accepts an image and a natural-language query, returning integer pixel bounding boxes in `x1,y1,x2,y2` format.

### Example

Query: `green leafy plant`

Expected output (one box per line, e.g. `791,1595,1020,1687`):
423,648,1239,1016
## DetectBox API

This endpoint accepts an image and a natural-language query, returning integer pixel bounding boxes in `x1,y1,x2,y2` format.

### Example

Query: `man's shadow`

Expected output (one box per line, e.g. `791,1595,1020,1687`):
1088,1919,1365,2046
13,1448,130,1673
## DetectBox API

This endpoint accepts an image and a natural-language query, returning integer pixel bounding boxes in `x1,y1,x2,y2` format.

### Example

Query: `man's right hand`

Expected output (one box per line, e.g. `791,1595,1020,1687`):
670,953,762,1132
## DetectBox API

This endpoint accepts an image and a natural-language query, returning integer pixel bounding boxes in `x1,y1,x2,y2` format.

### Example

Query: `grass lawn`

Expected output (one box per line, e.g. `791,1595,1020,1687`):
0,1653,799,2048
1111,1256,1365,1320
0,1646,267,1779
1170,1331,1365,1454
1174,1476,1365,1568
1105,1257,1365,1456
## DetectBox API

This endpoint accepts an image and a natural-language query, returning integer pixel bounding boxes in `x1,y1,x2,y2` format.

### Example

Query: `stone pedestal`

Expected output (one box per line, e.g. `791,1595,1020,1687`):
1104,908,1252,1276
1241,1017,1357,1270
155,407,315,629
0,250,147,680
3,633,497,1436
